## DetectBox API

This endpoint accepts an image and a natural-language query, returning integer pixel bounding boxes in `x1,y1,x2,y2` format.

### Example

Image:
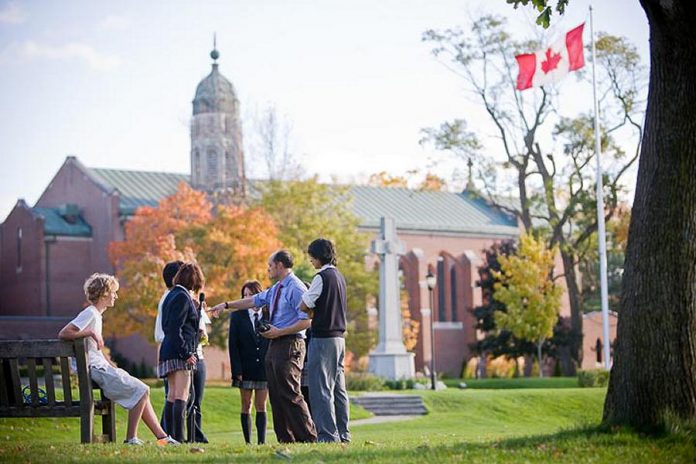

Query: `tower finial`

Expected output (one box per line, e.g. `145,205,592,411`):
210,33,219,62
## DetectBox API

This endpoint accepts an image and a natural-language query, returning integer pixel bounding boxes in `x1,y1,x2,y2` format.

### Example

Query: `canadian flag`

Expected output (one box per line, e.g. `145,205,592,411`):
515,23,585,91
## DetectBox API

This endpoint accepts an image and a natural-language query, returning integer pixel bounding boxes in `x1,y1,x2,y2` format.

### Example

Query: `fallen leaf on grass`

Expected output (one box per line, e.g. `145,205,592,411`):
190,447,205,453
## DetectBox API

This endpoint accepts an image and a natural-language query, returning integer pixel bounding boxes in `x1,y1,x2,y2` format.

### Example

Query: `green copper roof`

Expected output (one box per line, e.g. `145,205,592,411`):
32,207,92,237
86,167,518,236
350,185,518,236
89,168,189,216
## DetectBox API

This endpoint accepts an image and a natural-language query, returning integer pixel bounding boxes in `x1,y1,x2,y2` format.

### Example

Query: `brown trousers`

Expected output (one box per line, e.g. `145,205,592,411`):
265,336,316,443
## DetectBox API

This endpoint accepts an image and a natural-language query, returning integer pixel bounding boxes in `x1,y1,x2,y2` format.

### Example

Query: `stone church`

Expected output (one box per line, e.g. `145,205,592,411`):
0,47,614,379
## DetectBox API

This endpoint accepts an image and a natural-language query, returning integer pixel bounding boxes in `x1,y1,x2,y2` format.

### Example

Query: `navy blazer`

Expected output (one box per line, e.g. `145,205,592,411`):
159,286,200,362
228,309,269,382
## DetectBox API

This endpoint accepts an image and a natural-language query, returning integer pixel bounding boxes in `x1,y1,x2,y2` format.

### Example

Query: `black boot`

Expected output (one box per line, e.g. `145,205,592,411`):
172,399,186,443
240,413,252,444
256,412,267,445
163,401,173,436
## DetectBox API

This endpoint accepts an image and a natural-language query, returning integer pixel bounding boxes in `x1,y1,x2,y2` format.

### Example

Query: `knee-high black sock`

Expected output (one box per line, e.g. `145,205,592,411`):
240,413,252,444
163,401,174,436
172,399,187,443
255,412,267,445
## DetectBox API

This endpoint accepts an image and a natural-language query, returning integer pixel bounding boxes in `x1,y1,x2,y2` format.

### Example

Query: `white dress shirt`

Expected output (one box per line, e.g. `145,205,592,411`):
301,264,335,309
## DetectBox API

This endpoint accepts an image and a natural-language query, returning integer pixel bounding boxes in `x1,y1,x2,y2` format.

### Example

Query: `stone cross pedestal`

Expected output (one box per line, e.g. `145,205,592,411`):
368,217,415,379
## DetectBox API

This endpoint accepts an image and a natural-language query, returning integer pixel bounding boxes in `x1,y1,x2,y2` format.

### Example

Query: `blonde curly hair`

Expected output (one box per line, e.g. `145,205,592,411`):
83,273,119,304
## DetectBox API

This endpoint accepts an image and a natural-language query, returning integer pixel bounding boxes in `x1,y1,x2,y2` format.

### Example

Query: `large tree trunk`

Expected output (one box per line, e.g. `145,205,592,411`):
603,0,696,428
561,248,582,374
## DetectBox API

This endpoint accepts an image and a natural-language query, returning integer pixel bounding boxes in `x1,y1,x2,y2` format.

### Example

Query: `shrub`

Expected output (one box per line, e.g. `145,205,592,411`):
384,379,406,390
345,372,384,391
577,369,609,387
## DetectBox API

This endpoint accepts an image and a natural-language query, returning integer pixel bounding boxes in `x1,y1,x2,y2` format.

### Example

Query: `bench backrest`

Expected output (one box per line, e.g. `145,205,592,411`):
0,338,92,416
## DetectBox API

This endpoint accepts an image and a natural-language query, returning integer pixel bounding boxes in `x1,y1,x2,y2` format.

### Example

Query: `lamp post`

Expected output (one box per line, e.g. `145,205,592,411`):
426,270,437,391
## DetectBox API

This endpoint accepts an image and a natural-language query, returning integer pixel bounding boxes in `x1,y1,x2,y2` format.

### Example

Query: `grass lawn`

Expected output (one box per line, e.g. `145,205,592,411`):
443,376,580,389
0,385,694,463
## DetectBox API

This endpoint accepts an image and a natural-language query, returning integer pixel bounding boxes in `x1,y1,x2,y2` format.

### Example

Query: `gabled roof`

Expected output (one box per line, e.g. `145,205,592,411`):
89,168,189,216
32,207,92,237
84,166,519,237
350,186,518,236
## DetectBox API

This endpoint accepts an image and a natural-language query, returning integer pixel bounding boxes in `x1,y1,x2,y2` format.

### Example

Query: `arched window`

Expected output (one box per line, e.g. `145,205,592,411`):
450,267,458,321
16,227,22,271
225,151,235,184
437,259,446,322
193,149,201,181
206,149,217,184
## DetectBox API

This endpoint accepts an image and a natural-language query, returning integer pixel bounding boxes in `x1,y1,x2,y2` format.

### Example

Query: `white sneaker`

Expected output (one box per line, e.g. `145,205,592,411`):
156,435,180,446
124,437,145,445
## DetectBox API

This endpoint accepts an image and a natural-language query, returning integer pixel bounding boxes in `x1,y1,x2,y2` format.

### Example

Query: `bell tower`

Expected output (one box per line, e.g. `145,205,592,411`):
190,38,245,195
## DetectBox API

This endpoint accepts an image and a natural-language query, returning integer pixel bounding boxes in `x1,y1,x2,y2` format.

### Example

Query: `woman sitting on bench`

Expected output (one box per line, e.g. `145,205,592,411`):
58,273,179,446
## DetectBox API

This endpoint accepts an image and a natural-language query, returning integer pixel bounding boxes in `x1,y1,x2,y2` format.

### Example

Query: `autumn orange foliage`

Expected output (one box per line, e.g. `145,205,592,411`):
107,182,281,345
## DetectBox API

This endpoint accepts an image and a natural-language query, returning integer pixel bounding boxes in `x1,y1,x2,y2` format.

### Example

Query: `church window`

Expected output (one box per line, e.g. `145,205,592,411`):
450,267,458,321
16,227,22,272
194,149,201,181
207,149,218,184
225,151,234,184
437,259,446,322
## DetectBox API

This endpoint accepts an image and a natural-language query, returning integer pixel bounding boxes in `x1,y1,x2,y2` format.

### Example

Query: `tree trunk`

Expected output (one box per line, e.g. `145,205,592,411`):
603,0,696,428
537,341,544,378
561,248,582,374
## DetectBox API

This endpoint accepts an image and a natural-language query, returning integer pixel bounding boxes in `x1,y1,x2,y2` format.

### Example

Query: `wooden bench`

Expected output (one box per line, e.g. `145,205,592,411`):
0,338,116,443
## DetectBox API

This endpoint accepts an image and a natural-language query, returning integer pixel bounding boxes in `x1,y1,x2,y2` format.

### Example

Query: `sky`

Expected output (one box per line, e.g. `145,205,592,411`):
0,0,650,221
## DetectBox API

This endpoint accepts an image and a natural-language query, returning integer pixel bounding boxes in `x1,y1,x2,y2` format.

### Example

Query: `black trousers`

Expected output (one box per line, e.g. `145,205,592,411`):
187,358,209,443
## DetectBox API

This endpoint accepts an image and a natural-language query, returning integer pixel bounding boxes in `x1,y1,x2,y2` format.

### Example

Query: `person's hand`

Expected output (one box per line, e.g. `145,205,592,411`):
260,325,282,339
90,330,104,350
186,355,197,366
208,304,224,318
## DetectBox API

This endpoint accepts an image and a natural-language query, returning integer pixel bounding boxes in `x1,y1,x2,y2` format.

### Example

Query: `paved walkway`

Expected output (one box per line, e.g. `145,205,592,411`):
351,414,421,426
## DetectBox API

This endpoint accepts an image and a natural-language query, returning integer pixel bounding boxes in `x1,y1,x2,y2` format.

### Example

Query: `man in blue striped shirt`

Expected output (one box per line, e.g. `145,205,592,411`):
211,250,316,443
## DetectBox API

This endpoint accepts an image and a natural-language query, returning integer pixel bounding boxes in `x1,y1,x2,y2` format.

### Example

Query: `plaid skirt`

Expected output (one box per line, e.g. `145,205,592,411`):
233,378,268,390
157,358,196,378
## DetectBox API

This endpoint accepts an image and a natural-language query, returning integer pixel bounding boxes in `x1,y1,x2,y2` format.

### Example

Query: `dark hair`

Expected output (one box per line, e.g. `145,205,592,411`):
272,249,294,269
162,260,184,289
241,280,263,299
172,262,205,292
307,238,337,266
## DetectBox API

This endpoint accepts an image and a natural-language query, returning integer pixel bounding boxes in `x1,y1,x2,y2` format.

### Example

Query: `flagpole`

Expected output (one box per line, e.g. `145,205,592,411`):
590,5,612,370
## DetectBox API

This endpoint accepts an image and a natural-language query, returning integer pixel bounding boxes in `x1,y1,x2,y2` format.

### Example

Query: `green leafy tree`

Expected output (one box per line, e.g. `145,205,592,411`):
255,177,378,362
508,0,696,432
493,234,563,377
472,240,532,376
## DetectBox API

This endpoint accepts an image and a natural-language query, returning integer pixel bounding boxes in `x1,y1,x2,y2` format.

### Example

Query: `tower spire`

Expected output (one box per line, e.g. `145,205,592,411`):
210,33,219,63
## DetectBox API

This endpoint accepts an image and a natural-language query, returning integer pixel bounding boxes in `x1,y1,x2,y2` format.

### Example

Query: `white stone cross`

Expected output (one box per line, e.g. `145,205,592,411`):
368,217,415,379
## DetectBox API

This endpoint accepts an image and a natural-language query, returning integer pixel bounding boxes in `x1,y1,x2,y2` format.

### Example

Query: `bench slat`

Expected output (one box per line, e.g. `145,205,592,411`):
8,359,22,408
27,358,39,406
59,357,72,406
0,340,76,358
42,358,56,406
0,405,82,417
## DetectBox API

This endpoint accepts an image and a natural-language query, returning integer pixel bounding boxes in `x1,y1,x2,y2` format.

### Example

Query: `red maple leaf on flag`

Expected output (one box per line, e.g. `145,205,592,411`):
541,48,561,74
